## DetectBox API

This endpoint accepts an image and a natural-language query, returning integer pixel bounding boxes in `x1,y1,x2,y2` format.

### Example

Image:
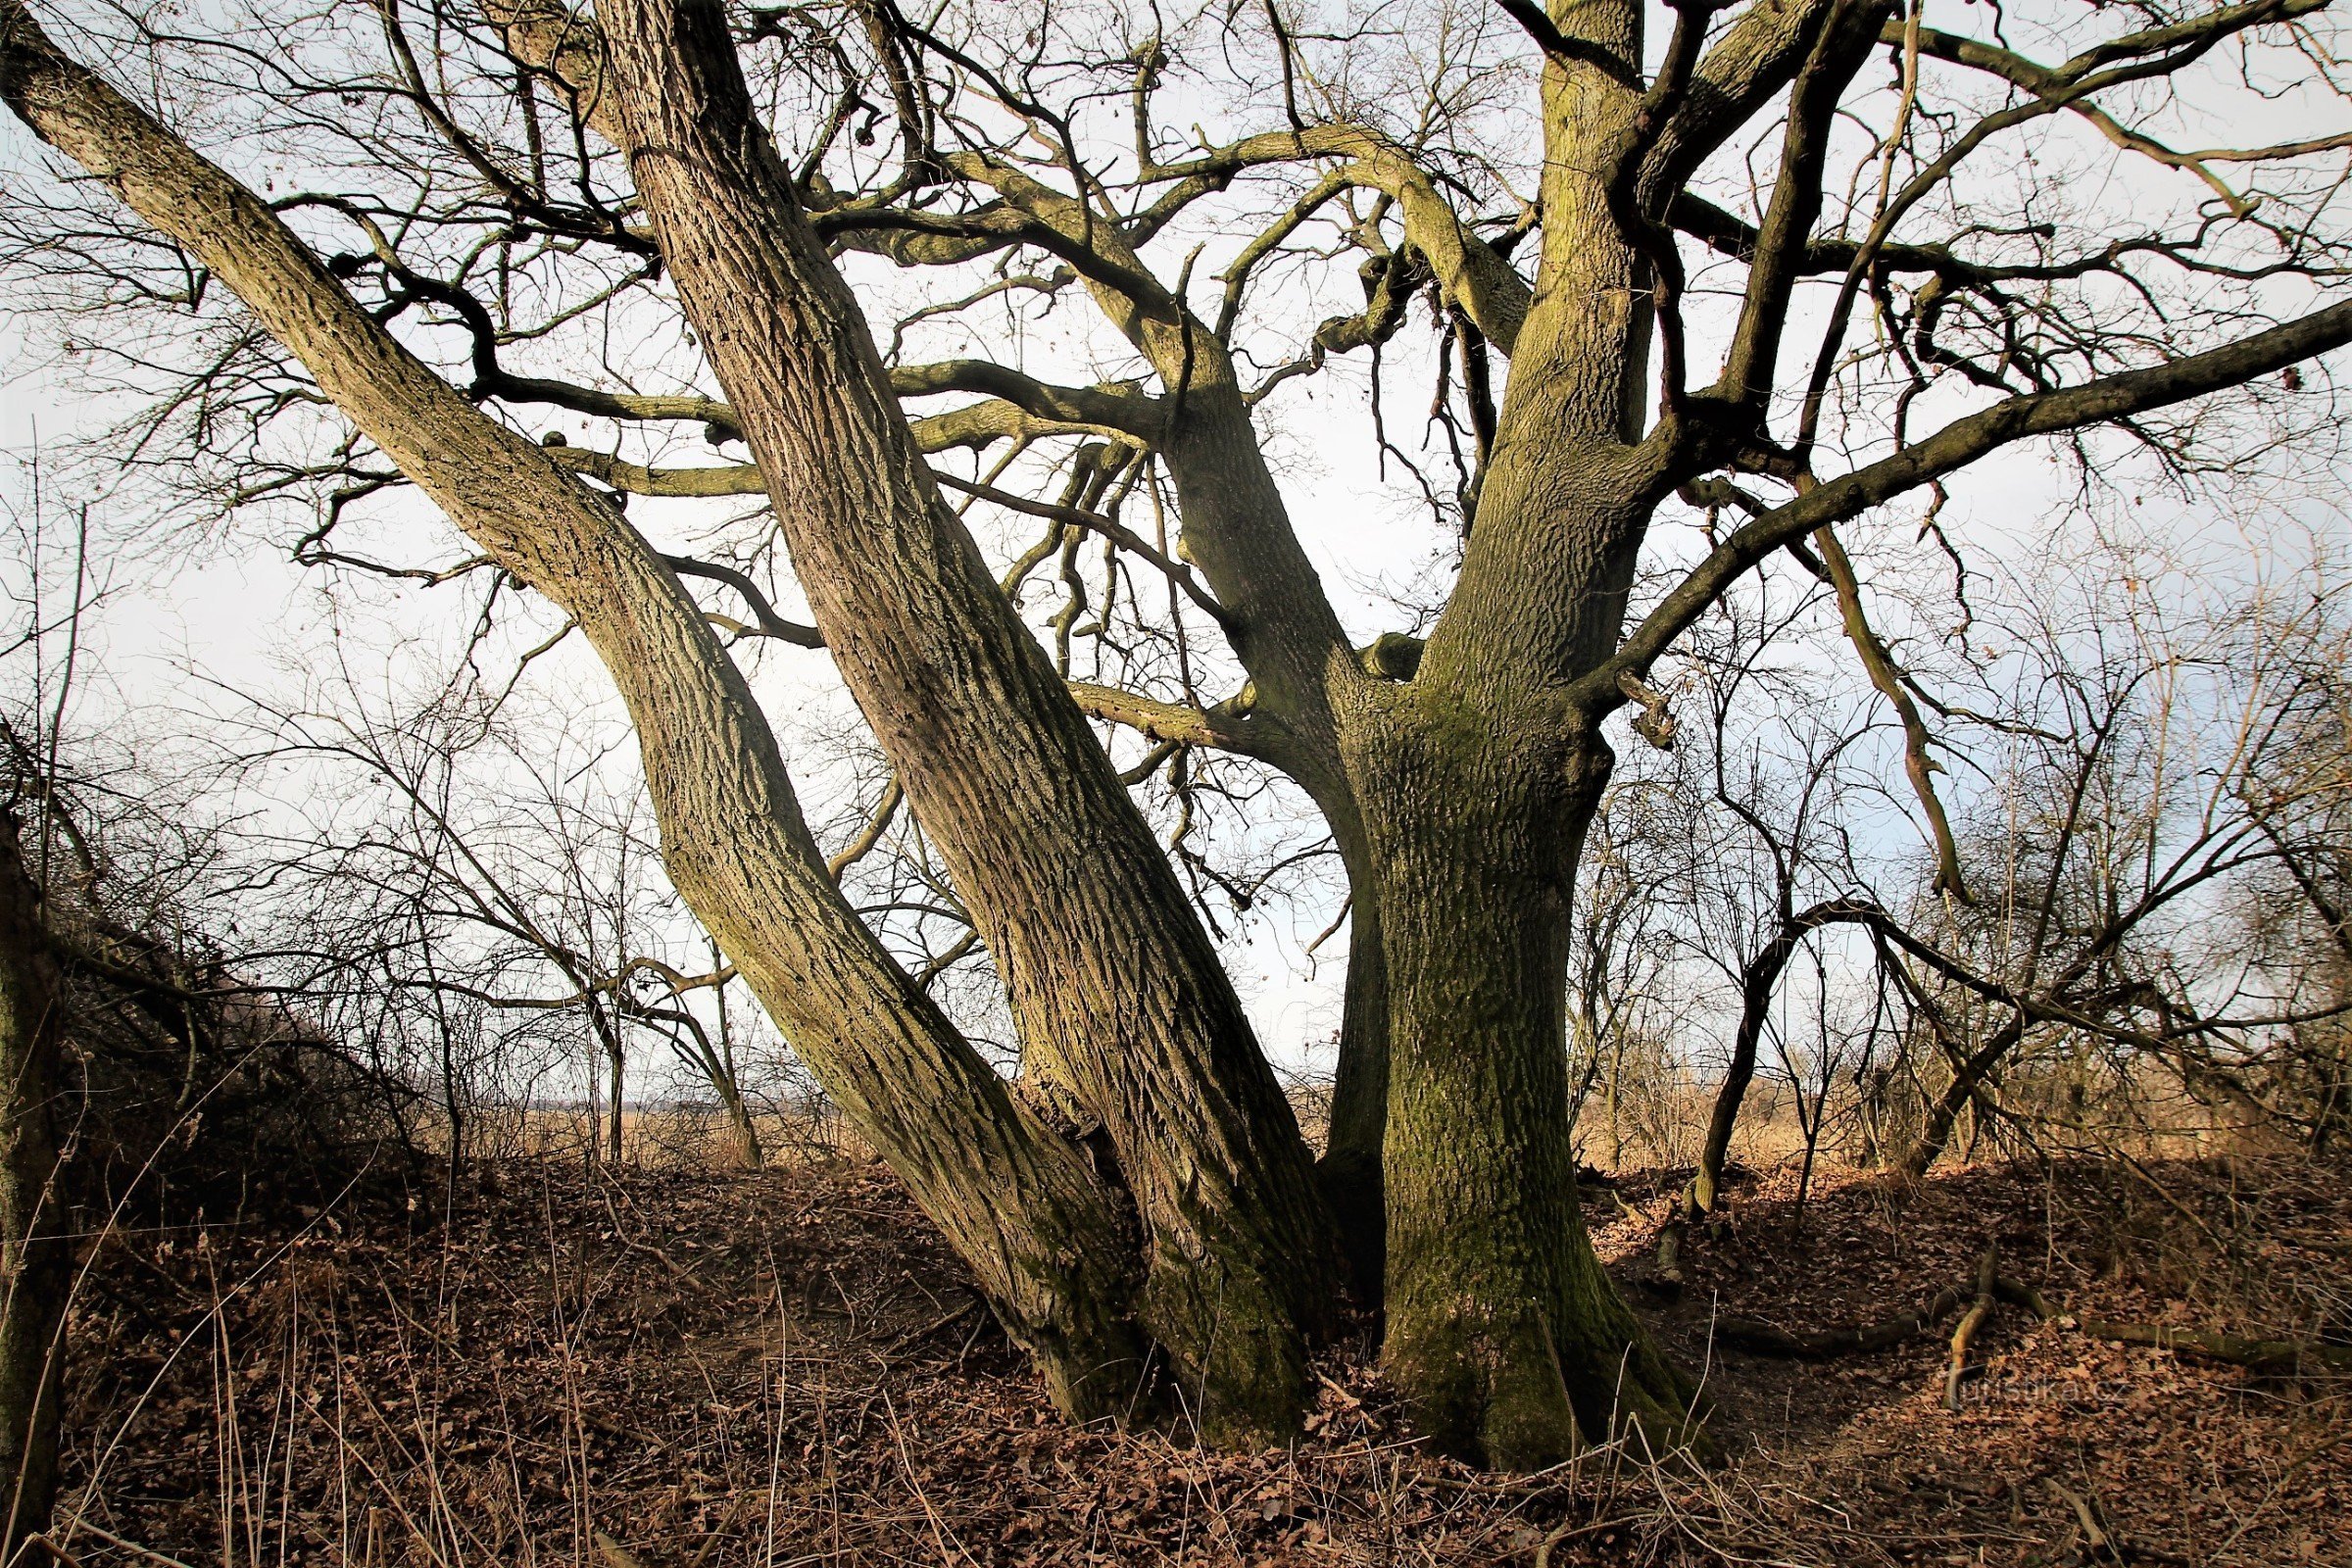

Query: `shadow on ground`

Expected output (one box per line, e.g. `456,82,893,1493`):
58,1147,2352,1566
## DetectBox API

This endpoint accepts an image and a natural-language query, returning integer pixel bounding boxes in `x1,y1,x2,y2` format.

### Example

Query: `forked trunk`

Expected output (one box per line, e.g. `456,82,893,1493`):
1354,699,1697,1467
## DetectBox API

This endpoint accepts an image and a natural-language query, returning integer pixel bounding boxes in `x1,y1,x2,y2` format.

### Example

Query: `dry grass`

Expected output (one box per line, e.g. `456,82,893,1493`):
44,1131,2352,1568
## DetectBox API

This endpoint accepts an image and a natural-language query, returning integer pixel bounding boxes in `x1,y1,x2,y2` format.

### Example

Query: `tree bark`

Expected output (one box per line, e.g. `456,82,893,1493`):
604,1029,625,1164
598,0,1337,1442
0,815,68,1555
1324,0,1701,1464
1901,1016,2024,1180
713,1075,762,1171
1316,866,1389,1296
0,0,1152,1420
1349,698,1696,1465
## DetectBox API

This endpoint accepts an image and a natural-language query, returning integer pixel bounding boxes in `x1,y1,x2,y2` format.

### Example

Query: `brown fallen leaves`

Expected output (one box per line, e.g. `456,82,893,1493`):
49,1144,2352,1566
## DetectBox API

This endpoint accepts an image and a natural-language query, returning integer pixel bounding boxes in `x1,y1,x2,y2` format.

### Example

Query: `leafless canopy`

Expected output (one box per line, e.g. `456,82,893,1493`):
6,0,2351,1467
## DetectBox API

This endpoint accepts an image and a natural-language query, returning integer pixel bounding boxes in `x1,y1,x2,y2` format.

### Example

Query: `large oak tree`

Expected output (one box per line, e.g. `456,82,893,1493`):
5,0,2348,1465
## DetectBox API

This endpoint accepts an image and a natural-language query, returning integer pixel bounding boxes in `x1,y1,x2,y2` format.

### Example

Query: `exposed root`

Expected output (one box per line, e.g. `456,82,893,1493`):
1710,1240,2349,1391
1944,1245,1999,1411
1714,1285,1967,1358
2077,1320,2352,1374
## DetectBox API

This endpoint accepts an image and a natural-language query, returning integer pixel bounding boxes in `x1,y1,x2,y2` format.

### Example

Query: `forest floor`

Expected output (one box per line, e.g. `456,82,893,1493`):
54,1141,2352,1568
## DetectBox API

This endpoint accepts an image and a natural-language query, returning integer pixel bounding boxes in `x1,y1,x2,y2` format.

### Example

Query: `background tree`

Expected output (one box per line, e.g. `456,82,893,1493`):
7,0,2352,1466
0,811,68,1557
225,669,774,1169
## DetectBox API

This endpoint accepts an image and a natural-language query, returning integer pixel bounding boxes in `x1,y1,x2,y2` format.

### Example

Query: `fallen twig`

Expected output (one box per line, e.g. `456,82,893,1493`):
1534,1514,1642,1568
594,1532,646,1568
55,1523,197,1568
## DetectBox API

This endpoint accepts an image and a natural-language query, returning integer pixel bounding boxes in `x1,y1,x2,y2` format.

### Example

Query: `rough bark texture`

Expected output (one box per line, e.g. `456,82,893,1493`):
714,1076,764,1171
1323,0,1699,1465
0,816,67,1554
0,0,1151,1419
1316,858,1389,1294
14,0,2346,1478
1348,696,1695,1463
596,0,1336,1442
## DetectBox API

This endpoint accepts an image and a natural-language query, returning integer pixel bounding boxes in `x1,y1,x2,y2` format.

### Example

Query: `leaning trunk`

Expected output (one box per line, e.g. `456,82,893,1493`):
1356,700,1696,1466
0,817,68,1553
601,0,1336,1441
0,5,1152,1419
1692,933,1795,1215
1693,900,1877,1214
1901,1016,2024,1180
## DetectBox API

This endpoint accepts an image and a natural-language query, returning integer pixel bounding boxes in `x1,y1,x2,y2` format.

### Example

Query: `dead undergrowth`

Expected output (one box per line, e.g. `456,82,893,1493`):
48,1146,2351,1567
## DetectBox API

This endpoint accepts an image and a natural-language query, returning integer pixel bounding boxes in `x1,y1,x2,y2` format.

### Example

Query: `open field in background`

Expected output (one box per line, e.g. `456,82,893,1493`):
482,1061,2296,1183
8,0,2351,1559
52,1114,2350,1568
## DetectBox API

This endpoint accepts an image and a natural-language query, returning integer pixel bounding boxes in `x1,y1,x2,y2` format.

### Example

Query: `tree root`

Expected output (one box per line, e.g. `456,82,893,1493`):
2077,1321,2352,1374
1715,1285,1967,1358
1713,1250,2350,1385
1944,1246,1999,1410
1994,1275,2053,1321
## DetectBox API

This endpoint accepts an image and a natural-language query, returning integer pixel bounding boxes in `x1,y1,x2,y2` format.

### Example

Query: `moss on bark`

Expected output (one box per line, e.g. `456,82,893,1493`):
1356,691,1704,1467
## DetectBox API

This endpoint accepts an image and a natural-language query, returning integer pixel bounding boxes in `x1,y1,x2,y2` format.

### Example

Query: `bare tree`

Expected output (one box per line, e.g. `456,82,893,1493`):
8,0,2352,1463
227,673,777,1169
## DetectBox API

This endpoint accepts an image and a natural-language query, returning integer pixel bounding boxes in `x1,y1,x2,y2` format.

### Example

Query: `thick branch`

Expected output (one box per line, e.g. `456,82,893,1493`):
1593,296,2352,704
1637,0,1846,205
1142,125,1532,352
890,360,1162,440
1492,0,1644,90
0,0,1150,1403
545,444,764,496
1709,0,1895,416
660,553,824,648
942,150,1361,779
1810,525,1969,902
1066,681,1265,757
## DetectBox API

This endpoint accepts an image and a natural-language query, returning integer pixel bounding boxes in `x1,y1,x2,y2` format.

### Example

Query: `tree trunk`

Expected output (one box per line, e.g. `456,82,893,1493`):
0,4,1154,1420
600,0,1336,1442
1901,1016,2024,1180
1317,834,1389,1298
1353,700,1696,1466
1693,900,1879,1214
1319,0,1696,1456
0,816,68,1554
605,1037,624,1165
713,1075,762,1171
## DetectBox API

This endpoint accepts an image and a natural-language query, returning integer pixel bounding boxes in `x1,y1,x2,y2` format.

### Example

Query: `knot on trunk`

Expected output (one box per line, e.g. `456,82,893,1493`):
1616,670,1677,750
